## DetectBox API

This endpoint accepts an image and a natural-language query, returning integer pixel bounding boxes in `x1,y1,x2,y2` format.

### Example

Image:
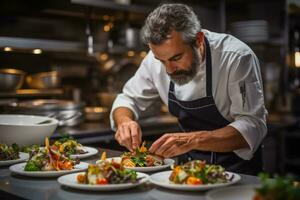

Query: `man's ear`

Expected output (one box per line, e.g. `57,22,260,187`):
195,32,204,48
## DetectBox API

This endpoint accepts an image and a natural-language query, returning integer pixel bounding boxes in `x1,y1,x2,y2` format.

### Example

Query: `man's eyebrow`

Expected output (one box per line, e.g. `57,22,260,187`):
155,52,184,61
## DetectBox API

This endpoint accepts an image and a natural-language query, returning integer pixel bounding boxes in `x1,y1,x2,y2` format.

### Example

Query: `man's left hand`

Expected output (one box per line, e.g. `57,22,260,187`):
149,133,196,158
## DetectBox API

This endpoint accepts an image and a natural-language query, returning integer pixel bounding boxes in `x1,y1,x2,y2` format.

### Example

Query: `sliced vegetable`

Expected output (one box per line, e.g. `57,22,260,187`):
24,137,79,172
121,141,163,167
77,160,138,185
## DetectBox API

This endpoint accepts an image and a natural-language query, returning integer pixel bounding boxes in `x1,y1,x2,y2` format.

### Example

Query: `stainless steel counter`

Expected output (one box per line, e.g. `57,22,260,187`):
0,148,260,200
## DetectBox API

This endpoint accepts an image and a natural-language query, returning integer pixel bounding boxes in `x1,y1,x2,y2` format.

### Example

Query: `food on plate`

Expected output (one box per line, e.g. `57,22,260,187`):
253,173,300,200
121,141,164,167
0,143,19,161
169,160,231,185
24,137,79,171
20,144,40,154
52,135,87,156
77,152,138,185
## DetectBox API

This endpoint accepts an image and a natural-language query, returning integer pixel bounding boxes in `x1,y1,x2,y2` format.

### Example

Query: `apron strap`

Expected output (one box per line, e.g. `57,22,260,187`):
204,37,213,97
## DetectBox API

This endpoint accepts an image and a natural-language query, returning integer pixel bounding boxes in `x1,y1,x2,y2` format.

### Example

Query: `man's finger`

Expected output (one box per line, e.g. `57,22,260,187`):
162,143,190,158
155,137,176,156
149,134,171,153
119,125,133,152
130,124,141,150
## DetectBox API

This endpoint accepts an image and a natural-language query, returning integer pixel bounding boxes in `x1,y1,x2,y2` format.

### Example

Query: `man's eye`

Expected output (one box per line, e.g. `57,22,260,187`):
171,56,182,61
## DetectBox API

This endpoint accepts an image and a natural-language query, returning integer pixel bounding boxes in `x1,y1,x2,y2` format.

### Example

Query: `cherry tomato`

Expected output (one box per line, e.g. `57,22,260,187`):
96,178,108,184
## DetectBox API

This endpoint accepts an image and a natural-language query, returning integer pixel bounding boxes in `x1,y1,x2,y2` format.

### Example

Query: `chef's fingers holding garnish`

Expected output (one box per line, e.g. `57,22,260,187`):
115,120,142,152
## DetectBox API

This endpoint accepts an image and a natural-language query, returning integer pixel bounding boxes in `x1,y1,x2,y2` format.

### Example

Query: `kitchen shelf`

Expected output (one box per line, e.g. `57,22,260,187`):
0,36,105,53
0,89,64,98
71,0,154,14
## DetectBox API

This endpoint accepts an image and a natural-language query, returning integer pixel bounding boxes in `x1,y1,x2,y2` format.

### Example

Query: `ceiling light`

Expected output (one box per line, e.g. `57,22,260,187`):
127,51,135,57
4,47,13,52
33,49,42,54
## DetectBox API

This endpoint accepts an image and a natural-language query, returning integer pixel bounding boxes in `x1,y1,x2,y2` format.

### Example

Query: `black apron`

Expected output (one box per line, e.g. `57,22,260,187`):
168,37,262,175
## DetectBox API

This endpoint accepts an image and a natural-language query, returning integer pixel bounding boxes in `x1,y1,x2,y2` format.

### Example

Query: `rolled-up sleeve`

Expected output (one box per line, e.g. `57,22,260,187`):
110,53,160,130
227,53,268,160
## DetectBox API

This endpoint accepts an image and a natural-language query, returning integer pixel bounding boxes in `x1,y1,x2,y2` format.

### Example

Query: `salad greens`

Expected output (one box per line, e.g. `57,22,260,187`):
121,141,163,167
20,145,40,154
52,134,86,156
169,160,229,185
0,143,19,160
254,173,300,200
78,152,138,185
24,137,79,171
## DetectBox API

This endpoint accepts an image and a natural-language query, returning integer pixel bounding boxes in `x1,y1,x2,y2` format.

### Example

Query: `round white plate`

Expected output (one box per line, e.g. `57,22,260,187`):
58,172,149,191
102,157,175,172
9,162,89,177
206,184,260,200
70,146,98,159
0,152,29,167
150,171,241,191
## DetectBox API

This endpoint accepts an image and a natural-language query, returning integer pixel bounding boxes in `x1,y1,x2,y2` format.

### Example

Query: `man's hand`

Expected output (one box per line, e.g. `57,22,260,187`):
149,133,196,158
115,118,142,152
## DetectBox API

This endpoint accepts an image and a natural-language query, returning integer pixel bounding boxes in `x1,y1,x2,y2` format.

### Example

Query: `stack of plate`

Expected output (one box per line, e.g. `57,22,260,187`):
230,20,269,43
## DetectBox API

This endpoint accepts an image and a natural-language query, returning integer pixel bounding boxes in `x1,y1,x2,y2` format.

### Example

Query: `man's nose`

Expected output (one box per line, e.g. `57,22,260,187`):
165,61,177,74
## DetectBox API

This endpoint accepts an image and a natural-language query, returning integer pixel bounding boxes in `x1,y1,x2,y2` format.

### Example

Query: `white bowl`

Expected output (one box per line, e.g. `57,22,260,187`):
0,114,58,145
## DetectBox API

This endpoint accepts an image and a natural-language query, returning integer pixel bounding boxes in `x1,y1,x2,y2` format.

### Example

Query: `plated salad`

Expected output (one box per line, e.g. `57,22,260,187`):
0,143,19,161
253,173,300,200
121,142,164,167
52,135,87,156
169,160,231,185
77,152,138,185
20,144,40,154
24,137,79,171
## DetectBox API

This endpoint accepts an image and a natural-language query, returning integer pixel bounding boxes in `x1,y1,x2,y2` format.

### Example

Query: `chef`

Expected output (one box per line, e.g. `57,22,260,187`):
110,3,267,175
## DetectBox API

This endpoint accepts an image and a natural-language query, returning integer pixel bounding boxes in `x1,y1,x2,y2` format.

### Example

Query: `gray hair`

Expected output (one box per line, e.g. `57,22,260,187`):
141,4,201,46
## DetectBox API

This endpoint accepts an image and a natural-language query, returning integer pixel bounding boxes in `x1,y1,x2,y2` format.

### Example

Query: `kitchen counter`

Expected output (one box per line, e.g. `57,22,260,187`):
0,148,260,200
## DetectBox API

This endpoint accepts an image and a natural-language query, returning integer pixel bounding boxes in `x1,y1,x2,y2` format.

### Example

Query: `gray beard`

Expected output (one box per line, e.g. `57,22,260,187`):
169,47,201,86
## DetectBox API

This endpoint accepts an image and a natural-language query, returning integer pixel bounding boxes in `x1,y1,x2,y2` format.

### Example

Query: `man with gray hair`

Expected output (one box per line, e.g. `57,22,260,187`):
110,3,267,175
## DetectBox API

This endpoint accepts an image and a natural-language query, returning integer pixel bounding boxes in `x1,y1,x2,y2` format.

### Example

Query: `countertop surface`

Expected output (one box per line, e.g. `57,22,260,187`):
0,148,261,200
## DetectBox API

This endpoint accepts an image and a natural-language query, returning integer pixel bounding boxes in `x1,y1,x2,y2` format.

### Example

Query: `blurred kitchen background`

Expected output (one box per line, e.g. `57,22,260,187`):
0,0,300,176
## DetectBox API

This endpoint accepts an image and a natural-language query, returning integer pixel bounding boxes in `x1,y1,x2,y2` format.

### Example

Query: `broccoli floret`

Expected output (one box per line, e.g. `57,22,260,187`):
24,161,40,171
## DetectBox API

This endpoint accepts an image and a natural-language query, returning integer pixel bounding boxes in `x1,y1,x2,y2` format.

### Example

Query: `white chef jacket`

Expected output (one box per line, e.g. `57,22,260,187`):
110,29,268,160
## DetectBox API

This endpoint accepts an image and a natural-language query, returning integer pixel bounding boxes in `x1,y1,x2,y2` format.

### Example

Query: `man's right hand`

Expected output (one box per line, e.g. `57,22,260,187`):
114,117,142,152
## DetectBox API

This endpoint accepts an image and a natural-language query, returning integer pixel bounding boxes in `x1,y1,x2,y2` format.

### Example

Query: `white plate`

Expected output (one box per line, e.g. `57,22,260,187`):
58,172,149,191
103,157,175,172
206,184,260,200
149,171,241,191
9,162,89,177
0,152,29,167
70,146,98,159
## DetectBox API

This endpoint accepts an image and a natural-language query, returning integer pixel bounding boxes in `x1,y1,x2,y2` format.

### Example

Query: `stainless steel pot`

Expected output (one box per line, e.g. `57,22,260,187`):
7,99,85,126
26,71,61,89
84,106,108,121
0,69,25,91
